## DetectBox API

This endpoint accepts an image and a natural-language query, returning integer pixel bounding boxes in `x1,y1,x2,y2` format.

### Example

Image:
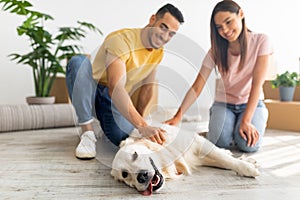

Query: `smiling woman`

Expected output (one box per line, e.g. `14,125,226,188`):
165,0,274,154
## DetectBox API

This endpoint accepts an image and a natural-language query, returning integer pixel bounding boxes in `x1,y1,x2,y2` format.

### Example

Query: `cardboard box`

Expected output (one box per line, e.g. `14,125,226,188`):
263,80,300,101
264,100,300,132
49,76,158,116
49,76,71,104
263,80,300,132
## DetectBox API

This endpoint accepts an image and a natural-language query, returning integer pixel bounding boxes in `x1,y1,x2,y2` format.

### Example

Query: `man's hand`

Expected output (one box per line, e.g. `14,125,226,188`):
137,126,166,145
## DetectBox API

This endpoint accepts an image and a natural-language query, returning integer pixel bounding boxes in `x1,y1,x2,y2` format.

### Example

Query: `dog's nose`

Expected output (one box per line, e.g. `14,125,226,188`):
137,170,150,184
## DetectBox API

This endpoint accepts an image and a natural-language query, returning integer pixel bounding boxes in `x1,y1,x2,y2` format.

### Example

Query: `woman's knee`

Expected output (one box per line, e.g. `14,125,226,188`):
235,140,260,153
208,103,235,149
234,131,261,152
207,125,233,149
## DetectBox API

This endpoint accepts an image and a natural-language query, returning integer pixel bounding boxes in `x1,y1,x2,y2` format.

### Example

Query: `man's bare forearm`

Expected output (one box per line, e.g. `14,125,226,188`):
136,84,153,117
109,85,147,128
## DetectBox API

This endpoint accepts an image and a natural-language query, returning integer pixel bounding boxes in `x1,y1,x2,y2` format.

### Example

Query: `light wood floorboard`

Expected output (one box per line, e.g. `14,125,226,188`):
0,127,300,200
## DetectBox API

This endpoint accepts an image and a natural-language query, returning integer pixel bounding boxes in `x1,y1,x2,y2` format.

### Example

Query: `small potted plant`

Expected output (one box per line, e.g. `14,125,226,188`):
271,71,300,101
0,0,102,104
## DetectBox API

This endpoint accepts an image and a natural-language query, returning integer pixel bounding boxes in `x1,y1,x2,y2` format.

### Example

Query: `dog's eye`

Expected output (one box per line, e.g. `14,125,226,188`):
122,171,128,178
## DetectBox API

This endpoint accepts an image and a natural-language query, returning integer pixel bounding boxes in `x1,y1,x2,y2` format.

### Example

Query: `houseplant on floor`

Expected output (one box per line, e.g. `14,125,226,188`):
271,71,300,101
0,0,102,104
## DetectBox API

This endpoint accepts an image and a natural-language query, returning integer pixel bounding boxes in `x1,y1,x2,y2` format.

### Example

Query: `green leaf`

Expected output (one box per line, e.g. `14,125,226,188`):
1,0,103,97
77,21,103,35
0,0,32,15
271,71,300,88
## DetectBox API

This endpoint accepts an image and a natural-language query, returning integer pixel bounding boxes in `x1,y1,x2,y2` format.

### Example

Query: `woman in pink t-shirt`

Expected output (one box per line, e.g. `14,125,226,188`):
166,0,273,152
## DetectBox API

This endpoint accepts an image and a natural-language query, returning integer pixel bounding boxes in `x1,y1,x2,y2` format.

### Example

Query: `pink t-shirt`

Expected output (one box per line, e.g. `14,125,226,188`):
203,32,273,104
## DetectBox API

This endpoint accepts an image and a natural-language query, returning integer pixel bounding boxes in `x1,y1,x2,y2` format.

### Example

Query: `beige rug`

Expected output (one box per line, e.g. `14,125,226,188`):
0,104,77,132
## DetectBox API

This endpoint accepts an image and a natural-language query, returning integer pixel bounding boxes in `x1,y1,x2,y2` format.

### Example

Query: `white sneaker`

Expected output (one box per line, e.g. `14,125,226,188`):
75,131,97,159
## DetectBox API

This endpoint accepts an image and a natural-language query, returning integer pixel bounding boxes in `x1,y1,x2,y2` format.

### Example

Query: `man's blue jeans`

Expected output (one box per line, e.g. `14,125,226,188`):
66,55,134,146
207,101,268,152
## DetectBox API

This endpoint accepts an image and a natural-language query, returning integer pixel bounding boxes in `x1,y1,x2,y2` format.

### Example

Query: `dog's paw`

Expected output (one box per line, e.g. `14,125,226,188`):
237,162,260,178
239,155,260,168
236,155,260,177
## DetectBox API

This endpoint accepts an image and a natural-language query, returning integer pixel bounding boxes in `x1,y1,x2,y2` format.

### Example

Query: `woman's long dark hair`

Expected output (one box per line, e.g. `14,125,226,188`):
210,0,249,74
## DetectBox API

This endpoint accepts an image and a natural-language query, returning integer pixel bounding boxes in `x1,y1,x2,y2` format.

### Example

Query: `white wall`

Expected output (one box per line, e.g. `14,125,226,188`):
1,0,300,118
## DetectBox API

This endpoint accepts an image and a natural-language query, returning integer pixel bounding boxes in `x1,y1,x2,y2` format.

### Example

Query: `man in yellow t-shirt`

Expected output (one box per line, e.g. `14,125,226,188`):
66,4,184,159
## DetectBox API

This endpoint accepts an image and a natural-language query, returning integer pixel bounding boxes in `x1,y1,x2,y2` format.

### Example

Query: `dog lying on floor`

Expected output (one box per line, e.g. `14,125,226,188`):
110,123,260,196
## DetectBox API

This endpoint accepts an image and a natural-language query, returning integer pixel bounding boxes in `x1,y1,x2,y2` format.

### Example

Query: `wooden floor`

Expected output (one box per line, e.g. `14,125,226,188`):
0,126,300,200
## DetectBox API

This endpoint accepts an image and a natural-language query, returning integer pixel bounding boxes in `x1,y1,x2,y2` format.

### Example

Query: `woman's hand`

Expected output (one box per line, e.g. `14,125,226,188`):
239,121,259,147
137,126,166,145
164,115,181,126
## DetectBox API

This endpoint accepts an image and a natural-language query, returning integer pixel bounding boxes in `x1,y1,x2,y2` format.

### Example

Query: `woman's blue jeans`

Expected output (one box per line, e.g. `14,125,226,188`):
65,55,134,146
207,101,268,152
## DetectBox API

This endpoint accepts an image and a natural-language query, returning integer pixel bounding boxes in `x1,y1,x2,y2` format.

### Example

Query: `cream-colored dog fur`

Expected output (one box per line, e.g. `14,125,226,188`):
111,123,259,195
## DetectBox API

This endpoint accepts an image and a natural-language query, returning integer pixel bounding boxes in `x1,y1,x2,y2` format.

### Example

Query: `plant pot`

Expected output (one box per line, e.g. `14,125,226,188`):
279,86,295,101
26,96,56,105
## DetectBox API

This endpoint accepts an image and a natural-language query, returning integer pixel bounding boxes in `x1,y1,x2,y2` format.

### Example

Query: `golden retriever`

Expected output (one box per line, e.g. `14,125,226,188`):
111,123,259,196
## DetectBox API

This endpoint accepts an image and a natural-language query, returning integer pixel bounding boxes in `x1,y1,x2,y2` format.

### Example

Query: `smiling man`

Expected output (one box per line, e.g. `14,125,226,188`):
66,4,184,159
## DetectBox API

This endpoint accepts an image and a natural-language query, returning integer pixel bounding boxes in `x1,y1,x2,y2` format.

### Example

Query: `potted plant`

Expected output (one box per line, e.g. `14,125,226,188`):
0,0,102,104
271,71,300,101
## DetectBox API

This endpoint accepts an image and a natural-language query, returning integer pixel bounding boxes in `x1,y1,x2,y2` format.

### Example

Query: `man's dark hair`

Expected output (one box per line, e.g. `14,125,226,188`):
156,3,184,23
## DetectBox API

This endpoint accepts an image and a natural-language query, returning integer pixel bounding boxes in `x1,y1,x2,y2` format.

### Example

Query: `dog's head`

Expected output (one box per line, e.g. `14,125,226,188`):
111,138,165,195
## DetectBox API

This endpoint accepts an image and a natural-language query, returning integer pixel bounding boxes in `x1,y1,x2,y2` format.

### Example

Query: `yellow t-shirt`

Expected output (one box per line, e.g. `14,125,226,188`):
92,28,164,93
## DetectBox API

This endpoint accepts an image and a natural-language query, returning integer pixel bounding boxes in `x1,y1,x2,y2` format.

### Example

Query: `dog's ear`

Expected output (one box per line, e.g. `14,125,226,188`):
174,158,191,175
110,169,119,180
132,151,138,161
